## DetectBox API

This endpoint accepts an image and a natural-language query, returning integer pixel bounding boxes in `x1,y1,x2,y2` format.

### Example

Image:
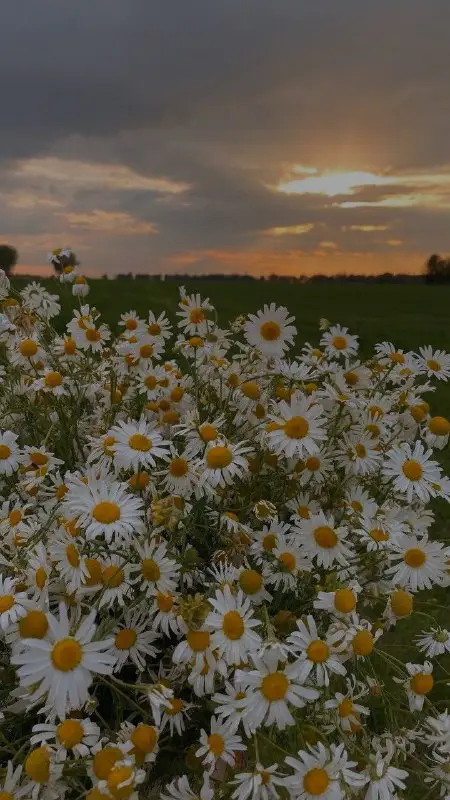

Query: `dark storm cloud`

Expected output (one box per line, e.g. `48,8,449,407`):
2,0,450,273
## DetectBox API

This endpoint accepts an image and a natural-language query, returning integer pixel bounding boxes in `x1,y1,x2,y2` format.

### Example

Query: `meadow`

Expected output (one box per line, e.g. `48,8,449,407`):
12,277,450,353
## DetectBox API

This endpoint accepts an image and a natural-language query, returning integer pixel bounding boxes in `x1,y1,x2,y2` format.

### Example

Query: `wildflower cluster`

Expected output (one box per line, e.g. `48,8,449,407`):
0,265,449,799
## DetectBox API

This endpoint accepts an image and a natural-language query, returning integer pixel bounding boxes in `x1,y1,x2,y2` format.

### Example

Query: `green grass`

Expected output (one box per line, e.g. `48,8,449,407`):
11,278,450,354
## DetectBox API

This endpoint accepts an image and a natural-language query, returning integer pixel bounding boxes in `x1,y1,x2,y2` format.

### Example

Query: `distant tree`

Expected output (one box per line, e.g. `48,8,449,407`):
425,253,450,283
0,244,18,277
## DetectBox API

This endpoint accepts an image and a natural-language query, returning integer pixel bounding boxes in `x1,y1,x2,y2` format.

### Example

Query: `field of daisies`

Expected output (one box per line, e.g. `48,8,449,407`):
0,258,450,800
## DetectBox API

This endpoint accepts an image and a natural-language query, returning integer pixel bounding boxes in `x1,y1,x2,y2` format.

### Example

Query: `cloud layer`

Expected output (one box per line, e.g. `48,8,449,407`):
1,0,450,276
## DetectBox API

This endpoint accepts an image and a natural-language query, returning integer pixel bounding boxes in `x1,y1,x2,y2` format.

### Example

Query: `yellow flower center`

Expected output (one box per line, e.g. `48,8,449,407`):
57,719,84,748
278,552,296,572
404,547,426,568
206,445,232,469
222,610,245,640
207,733,225,757
131,724,158,754
140,343,154,358
93,746,123,780
284,416,309,439
370,528,389,543
313,526,338,548
0,791,13,800
260,321,281,341
141,558,161,582
187,630,211,652
107,765,135,799
0,594,14,613
307,640,329,663
115,628,137,650
167,698,184,715
19,609,48,638
239,569,263,595
51,638,82,671
84,558,103,586
25,747,50,784
30,451,48,467
241,381,261,400
148,322,161,335
169,458,188,477
338,698,354,718
189,308,205,324
261,672,289,701
355,443,366,457
402,459,423,481
93,501,121,524
428,416,450,436
56,483,68,499
85,328,101,342
427,358,441,372
351,500,363,512
44,371,63,388
344,371,358,386
0,445,12,460
128,433,152,452
297,505,311,519
410,672,434,695
102,565,124,588
305,456,320,471
303,767,330,795
19,338,38,357
103,435,116,456
334,588,356,613
332,335,347,350
188,336,204,347
352,630,374,656
64,337,77,355
66,544,80,568
391,590,413,617
157,592,174,612
262,533,276,551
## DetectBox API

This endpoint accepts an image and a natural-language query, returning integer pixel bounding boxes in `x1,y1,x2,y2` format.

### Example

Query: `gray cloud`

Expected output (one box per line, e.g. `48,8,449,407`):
1,0,450,274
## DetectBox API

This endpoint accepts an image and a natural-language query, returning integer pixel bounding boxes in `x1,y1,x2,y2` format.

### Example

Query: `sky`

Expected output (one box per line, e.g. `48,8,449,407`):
2,0,450,278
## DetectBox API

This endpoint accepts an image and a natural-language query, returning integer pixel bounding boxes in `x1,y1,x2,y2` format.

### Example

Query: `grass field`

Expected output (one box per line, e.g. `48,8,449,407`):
11,277,450,355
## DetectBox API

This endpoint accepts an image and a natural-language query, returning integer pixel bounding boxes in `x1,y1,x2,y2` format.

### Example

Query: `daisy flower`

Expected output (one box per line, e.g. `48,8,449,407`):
269,542,311,591
335,433,380,476
31,368,68,396
231,763,284,800
401,661,434,711
48,529,89,591
314,586,359,619
149,592,183,636
361,755,408,799
118,310,144,334
147,309,173,340
387,534,448,591
320,324,359,359
99,555,133,609
196,717,246,774
249,519,292,563
417,345,450,380
324,690,369,733
109,419,170,471
31,717,100,759
199,439,251,489
0,575,29,632
133,539,179,597
244,303,296,358
423,415,450,450
284,741,366,798
415,627,450,658
294,512,353,569
205,586,262,666
236,651,319,731
287,615,346,686
63,475,144,543
158,448,198,496
160,695,193,736
176,292,213,335
383,441,442,502
0,761,24,798
73,320,111,353
11,603,115,718
267,394,326,458
236,566,272,606
161,773,214,800
22,744,65,800
0,430,22,476
212,680,252,735
112,610,160,670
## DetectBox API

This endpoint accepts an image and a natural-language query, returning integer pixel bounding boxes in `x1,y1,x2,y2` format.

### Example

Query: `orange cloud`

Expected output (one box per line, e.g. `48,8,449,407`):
59,210,158,235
